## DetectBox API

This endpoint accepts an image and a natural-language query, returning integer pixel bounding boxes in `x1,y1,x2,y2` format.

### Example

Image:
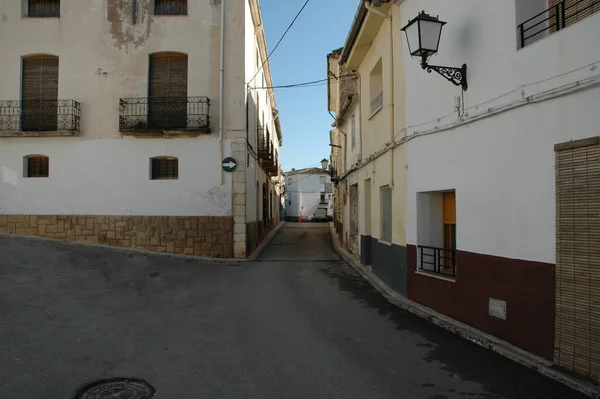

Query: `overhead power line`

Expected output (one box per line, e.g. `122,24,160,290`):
250,74,357,90
247,0,313,85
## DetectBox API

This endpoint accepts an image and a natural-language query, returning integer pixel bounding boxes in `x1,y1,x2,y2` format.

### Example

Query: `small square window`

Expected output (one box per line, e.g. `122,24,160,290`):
25,156,49,178
27,0,60,18
154,0,187,16
151,157,179,180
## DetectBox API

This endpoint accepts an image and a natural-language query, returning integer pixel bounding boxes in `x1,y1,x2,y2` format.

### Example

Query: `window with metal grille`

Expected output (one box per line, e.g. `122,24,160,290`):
151,157,178,180
25,155,49,178
370,59,383,116
155,0,187,16
27,0,60,18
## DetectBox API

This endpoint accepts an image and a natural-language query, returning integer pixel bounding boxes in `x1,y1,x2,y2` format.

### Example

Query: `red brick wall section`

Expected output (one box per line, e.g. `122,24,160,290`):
407,244,556,361
0,215,233,258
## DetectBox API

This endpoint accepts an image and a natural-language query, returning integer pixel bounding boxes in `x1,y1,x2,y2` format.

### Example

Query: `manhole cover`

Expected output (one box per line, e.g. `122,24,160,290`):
74,378,155,399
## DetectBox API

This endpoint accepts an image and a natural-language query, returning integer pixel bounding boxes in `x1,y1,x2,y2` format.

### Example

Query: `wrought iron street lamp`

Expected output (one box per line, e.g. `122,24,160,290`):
401,11,468,91
321,158,330,171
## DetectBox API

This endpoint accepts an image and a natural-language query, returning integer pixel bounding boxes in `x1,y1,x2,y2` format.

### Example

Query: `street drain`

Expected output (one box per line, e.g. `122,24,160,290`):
74,378,155,399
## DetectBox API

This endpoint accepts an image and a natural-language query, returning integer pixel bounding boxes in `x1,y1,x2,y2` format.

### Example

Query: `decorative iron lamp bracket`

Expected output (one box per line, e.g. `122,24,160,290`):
421,57,467,91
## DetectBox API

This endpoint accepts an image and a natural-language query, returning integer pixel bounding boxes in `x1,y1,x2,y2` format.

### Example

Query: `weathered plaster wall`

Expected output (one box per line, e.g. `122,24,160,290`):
0,0,244,218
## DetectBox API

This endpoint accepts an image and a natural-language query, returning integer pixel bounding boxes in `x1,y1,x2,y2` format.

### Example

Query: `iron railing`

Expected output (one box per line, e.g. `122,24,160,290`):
518,0,600,48
28,0,60,18
119,97,210,133
0,100,80,133
257,128,273,159
155,0,187,15
418,245,456,277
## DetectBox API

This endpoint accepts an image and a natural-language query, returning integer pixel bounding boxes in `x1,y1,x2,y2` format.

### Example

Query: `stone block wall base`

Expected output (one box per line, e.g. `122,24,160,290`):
0,215,234,258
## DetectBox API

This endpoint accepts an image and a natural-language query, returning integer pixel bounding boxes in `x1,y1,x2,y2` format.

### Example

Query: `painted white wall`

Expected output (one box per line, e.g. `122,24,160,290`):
0,0,281,218
402,0,600,263
286,173,332,218
0,137,231,216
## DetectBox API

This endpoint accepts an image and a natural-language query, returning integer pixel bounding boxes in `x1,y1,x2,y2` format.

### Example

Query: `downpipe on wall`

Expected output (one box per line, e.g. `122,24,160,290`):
219,0,226,185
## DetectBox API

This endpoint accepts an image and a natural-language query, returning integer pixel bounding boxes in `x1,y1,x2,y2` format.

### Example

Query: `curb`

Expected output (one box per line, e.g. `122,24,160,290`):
327,222,600,398
0,222,286,264
247,221,286,261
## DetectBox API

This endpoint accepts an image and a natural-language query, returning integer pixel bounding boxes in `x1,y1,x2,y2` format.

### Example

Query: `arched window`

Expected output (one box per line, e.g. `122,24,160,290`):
150,157,178,180
24,155,49,178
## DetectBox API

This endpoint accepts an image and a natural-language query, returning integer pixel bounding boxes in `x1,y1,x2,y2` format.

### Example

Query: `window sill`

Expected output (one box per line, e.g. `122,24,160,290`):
369,106,383,120
416,270,457,283
378,239,392,246
152,15,188,18
22,17,60,20
0,130,78,138
121,129,211,138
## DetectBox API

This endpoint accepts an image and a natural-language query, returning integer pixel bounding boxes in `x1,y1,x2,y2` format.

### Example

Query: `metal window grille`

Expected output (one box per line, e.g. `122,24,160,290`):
28,0,60,18
380,187,392,242
371,91,383,115
155,0,187,16
418,246,457,277
27,156,49,178
151,157,178,180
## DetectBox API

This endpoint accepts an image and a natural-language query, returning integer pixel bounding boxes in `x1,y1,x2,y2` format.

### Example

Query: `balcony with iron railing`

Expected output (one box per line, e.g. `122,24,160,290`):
119,97,210,136
0,100,81,137
518,0,600,48
418,245,457,278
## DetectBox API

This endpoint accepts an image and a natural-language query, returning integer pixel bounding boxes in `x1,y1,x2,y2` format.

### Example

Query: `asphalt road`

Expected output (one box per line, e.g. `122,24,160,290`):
0,223,586,398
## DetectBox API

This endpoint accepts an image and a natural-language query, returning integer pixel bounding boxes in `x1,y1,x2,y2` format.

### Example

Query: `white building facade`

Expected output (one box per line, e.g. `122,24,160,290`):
0,0,282,259
285,168,333,222
401,0,600,379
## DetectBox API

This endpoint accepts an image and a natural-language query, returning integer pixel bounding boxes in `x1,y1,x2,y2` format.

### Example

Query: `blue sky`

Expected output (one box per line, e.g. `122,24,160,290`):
259,0,358,171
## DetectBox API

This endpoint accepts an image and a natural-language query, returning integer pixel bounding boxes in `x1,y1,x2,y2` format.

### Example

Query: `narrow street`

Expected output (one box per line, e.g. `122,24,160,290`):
0,225,585,398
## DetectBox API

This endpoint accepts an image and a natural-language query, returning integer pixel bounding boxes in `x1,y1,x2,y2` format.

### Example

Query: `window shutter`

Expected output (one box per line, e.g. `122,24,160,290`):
22,56,58,131
149,53,188,129
549,0,600,29
554,139,600,380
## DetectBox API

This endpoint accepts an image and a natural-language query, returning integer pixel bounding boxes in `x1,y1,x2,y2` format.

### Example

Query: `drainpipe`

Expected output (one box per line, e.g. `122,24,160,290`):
388,11,395,186
219,0,226,185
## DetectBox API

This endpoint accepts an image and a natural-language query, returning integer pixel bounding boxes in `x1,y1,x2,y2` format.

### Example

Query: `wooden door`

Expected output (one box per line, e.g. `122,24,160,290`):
149,53,187,129
22,56,58,131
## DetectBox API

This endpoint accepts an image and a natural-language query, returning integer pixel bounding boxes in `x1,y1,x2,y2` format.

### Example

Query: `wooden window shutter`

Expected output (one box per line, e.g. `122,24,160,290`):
549,0,600,30
28,0,60,18
22,55,59,131
148,53,188,129
26,156,50,178
151,157,179,180
554,137,600,381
